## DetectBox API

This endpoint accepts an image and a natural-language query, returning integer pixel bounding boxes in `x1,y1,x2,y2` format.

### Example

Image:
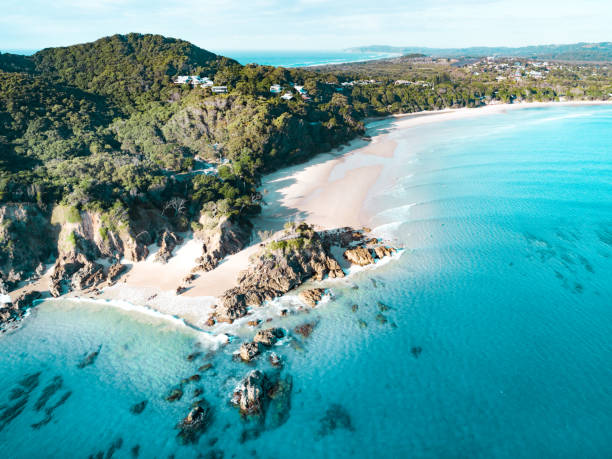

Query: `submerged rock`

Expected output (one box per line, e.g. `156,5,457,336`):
165,387,184,402
130,400,147,415
176,400,213,444
266,375,293,429
186,351,202,361
318,403,355,436
411,346,423,358
34,375,63,411
294,322,317,338
198,363,213,372
299,288,325,307
77,346,102,369
253,328,284,347
375,313,388,325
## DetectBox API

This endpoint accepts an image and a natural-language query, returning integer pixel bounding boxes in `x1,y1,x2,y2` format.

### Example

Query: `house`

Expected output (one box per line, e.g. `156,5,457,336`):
270,84,282,94
211,86,228,93
301,94,311,101
294,85,308,94
281,92,293,100
174,75,189,84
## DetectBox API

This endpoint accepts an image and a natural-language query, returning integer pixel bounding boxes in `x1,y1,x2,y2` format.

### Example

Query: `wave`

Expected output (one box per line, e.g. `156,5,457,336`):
43,296,229,350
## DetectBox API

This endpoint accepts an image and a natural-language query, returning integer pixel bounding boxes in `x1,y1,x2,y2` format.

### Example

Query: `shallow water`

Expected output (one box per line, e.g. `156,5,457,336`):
1,105,612,458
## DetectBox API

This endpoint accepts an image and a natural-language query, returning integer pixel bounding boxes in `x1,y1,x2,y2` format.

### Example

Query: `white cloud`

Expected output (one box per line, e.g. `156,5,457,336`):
1,0,611,51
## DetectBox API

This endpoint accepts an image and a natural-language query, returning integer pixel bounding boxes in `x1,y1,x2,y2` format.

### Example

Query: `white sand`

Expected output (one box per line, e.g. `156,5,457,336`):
13,100,611,321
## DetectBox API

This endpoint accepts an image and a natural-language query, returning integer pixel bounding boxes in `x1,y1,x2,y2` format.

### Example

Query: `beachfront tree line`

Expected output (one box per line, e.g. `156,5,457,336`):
1,33,611,236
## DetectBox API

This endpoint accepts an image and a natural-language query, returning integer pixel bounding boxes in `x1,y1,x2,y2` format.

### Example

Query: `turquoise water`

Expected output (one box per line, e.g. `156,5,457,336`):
2,105,612,458
213,50,399,67
0,49,398,67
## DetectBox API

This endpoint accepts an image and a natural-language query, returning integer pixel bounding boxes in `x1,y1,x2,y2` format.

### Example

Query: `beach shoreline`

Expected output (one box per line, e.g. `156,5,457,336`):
11,99,612,325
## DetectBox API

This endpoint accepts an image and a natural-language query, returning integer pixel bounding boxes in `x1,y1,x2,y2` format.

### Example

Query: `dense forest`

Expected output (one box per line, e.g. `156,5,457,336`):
1,33,611,290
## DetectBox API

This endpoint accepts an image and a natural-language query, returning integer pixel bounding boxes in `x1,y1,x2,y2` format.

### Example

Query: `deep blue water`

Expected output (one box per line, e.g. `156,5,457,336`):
1,105,611,458
213,50,399,67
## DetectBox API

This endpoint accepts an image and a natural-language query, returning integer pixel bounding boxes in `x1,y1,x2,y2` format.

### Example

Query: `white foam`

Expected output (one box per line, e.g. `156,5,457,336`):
46,296,229,350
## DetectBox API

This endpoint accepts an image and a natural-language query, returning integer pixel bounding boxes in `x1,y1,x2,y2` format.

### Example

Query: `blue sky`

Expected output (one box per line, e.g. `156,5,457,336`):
1,0,611,52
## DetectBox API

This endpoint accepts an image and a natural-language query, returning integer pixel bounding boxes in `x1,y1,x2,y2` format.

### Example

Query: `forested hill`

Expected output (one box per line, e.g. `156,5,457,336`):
1,33,611,291
347,42,612,62
0,33,363,288
2,33,237,108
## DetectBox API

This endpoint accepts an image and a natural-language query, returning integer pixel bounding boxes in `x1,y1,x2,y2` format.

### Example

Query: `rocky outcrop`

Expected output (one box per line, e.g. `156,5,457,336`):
373,245,395,259
176,400,213,444
343,246,375,266
239,342,260,362
253,328,285,346
49,253,104,296
193,215,249,272
232,370,266,416
0,204,56,291
153,230,183,263
106,263,126,285
0,290,42,330
215,225,352,322
299,288,325,307
71,258,105,291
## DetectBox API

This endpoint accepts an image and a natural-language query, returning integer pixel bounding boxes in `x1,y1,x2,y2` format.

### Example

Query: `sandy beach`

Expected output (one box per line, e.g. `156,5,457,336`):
17,100,612,321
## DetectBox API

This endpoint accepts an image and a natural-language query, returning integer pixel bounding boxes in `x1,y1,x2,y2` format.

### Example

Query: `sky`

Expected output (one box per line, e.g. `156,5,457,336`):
1,0,611,52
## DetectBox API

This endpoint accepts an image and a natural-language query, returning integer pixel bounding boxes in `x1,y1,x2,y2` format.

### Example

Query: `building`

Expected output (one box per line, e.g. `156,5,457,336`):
270,84,282,94
281,92,293,100
211,86,228,94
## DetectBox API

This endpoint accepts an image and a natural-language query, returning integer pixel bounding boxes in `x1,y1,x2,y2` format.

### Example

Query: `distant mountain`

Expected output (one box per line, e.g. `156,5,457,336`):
346,42,612,62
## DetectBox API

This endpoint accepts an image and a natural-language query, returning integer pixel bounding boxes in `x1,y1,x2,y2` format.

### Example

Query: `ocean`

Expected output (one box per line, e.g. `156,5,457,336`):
1,105,611,458
212,50,400,67
1,49,398,67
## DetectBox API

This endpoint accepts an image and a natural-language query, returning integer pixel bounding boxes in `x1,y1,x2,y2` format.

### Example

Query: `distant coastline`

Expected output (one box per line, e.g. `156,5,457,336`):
211,49,401,67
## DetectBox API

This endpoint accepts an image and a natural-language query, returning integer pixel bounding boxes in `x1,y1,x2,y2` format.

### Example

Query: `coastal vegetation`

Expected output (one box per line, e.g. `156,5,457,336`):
1,33,612,291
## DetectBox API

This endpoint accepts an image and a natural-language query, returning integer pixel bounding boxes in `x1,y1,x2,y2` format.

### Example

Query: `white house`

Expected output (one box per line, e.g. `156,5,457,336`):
270,84,282,94
211,86,228,93
281,92,293,100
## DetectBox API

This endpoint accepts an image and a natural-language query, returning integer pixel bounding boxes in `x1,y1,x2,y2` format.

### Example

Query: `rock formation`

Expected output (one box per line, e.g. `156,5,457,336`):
239,342,260,362
193,215,250,272
253,328,284,346
343,246,375,266
232,370,266,416
153,230,183,263
214,224,396,322
299,288,325,307
176,399,213,444
0,290,42,330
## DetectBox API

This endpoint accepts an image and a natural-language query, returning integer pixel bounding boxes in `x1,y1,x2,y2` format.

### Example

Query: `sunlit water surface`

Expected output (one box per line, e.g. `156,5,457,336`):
2,105,612,458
